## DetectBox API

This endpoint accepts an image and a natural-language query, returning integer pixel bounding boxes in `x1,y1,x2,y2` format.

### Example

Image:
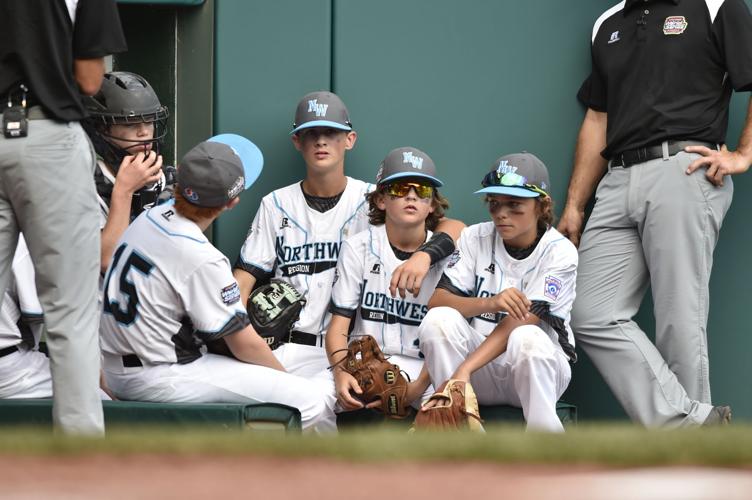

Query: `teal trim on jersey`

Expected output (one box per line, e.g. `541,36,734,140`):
236,256,274,274
339,183,371,237
271,190,313,320
195,311,250,341
146,207,209,244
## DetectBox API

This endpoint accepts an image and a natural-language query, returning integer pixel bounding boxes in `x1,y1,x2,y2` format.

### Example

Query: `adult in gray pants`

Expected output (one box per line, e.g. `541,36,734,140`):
558,0,752,426
0,0,126,434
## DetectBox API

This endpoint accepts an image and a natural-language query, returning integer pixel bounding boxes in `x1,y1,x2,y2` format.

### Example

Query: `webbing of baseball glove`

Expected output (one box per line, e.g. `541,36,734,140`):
412,379,484,431
330,335,411,419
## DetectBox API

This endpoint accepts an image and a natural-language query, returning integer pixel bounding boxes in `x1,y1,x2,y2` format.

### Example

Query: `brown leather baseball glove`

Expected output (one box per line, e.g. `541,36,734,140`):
412,379,484,431
335,335,411,419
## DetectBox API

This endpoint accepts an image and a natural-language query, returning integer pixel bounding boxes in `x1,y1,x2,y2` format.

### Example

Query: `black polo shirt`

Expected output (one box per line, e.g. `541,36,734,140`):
577,0,752,159
0,0,127,122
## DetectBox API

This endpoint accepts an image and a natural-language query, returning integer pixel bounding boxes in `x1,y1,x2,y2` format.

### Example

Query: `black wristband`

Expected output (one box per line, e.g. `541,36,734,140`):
416,232,455,265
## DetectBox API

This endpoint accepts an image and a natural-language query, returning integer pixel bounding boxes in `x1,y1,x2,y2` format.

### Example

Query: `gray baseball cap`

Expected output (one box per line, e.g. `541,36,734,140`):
375,147,443,187
178,134,264,208
291,91,352,135
475,152,550,198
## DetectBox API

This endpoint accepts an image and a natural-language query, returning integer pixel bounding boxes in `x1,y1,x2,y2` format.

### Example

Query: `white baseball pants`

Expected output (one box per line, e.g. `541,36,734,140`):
418,307,571,432
103,352,334,432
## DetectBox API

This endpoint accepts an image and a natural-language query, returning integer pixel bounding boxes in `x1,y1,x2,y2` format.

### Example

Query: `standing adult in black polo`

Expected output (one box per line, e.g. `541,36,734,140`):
0,0,126,434
558,0,752,426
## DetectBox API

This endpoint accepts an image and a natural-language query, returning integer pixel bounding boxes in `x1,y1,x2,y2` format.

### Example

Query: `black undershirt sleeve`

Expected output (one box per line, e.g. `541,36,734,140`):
529,300,577,363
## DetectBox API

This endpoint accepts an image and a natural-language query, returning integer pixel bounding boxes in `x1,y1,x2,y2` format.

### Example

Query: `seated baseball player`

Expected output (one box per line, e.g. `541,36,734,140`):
0,237,113,399
323,147,455,422
99,136,332,432
418,153,578,432
82,71,174,273
233,91,463,378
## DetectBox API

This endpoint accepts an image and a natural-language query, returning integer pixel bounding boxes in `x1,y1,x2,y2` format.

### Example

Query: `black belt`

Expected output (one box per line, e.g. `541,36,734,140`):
285,331,318,347
122,354,143,367
0,345,19,358
611,140,718,168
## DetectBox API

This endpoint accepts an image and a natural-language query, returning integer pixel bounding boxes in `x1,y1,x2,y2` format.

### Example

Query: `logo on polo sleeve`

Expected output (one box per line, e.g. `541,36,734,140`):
663,16,688,35
544,275,562,301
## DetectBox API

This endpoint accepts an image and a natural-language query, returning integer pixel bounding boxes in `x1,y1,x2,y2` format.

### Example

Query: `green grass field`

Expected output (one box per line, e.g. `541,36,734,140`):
1,424,750,467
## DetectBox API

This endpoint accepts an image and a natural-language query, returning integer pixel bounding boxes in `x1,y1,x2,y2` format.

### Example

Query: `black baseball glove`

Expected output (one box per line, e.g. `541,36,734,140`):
206,279,306,358
247,279,306,349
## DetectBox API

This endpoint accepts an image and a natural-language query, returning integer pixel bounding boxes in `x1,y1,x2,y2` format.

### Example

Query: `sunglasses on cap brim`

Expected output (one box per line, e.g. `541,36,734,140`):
382,181,434,199
481,170,548,197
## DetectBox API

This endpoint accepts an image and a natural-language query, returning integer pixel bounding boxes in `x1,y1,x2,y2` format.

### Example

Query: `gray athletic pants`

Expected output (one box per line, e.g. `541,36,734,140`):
572,150,732,427
0,116,104,435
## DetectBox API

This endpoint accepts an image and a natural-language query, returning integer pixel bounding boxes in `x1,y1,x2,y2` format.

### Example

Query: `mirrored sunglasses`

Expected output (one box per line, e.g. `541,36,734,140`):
481,170,548,197
383,181,434,199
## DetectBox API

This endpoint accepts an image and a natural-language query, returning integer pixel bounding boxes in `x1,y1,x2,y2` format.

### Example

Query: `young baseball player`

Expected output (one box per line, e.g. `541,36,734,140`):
325,147,453,415
418,152,577,432
83,71,173,273
233,91,461,377
100,135,332,431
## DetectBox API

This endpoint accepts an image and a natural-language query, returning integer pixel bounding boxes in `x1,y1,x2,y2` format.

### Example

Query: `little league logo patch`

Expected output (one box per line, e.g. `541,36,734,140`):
544,275,562,301
221,282,241,305
447,249,461,268
663,16,688,35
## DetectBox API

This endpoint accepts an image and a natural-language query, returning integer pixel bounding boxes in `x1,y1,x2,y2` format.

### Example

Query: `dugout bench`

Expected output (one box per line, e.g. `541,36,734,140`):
337,401,577,428
0,399,301,432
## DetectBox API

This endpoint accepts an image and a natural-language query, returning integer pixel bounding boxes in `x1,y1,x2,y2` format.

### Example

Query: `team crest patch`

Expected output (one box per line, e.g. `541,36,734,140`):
447,250,461,268
663,16,688,35
544,276,562,301
221,283,241,305
183,187,199,202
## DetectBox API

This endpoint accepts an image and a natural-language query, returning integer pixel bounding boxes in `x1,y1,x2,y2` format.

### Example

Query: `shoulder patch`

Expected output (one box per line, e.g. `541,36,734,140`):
544,276,562,301
221,283,241,305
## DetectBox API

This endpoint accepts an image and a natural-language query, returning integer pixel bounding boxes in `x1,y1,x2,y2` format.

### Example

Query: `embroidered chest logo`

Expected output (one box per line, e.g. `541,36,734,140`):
484,263,495,274
370,263,381,274
307,99,329,117
663,16,688,35
608,30,620,44
544,276,562,301
279,217,289,229
161,209,174,221
402,151,424,170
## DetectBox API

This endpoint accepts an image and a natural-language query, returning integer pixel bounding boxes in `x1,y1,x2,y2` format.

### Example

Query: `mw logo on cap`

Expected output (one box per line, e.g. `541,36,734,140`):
307,99,329,117
402,151,424,169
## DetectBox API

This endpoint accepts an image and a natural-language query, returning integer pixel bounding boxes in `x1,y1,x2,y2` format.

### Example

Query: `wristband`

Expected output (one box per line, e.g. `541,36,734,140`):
416,232,455,265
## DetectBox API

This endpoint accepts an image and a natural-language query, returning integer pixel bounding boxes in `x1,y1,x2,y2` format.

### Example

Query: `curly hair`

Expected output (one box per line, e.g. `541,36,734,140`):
366,186,449,230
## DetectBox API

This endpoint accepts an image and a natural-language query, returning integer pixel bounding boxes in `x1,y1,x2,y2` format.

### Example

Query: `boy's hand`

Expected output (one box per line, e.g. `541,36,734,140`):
389,251,431,298
114,151,163,196
334,368,365,410
489,288,530,320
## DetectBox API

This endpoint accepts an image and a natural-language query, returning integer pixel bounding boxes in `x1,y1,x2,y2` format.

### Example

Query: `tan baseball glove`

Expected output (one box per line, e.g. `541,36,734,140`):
412,379,484,431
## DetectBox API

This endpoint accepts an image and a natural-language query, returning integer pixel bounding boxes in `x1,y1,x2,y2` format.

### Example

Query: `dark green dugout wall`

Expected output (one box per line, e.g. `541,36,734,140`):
121,0,752,422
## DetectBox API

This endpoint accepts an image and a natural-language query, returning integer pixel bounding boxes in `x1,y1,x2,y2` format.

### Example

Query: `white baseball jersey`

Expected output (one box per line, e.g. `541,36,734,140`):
330,224,445,358
100,202,250,365
0,236,44,350
441,223,578,361
236,177,371,338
